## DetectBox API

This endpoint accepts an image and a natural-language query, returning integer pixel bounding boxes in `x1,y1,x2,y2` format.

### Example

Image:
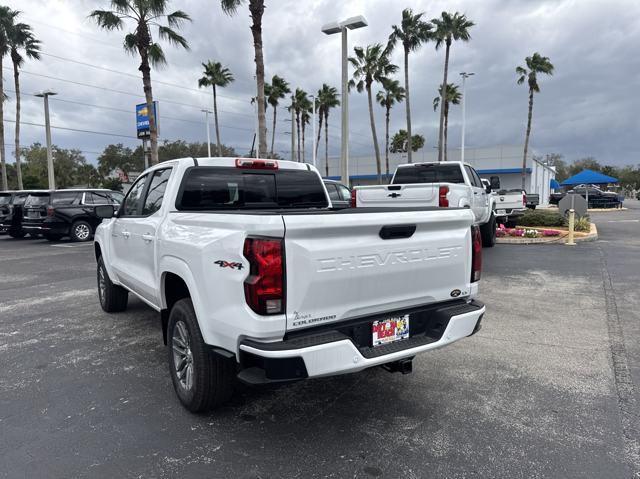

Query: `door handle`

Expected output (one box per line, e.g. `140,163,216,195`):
122,231,130,239
474,191,479,195
142,233,154,242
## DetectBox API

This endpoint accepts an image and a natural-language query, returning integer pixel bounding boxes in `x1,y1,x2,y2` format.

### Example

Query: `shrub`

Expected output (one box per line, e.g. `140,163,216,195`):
517,209,566,227
574,217,591,232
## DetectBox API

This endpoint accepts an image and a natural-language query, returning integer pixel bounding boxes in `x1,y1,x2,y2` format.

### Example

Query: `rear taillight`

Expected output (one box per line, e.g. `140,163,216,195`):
243,237,284,315
523,192,527,207
350,189,357,208
439,185,449,207
235,158,278,170
471,225,482,283
47,206,55,217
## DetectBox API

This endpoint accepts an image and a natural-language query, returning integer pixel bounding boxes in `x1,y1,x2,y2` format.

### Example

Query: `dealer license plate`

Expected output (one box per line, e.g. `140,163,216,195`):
497,209,506,216
27,210,40,218
372,314,410,347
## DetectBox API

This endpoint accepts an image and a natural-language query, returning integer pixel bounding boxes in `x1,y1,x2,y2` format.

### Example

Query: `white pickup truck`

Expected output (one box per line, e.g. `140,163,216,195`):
353,161,499,247
93,157,485,412
481,179,527,226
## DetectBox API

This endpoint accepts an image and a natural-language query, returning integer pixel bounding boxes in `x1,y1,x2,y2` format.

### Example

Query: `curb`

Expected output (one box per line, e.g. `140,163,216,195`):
495,223,598,245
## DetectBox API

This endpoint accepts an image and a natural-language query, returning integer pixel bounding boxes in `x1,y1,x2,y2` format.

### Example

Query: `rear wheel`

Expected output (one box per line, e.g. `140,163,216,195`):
168,298,235,413
97,257,128,312
70,220,92,242
480,214,497,248
8,230,25,239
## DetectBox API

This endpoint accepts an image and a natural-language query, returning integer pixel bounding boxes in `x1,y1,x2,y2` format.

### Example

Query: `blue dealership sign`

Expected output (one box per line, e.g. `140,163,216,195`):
136,101,159,138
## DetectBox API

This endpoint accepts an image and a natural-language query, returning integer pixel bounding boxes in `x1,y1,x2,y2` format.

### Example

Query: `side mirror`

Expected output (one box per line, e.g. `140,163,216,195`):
485,184,491,194
490,176,501,190
95,205,115,219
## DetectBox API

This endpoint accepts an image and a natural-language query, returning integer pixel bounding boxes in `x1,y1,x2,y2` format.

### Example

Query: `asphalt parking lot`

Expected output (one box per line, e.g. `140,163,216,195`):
1,202,639,479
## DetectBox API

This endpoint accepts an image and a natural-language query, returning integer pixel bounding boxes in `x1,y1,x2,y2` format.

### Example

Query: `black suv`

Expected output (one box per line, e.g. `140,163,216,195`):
22,189,124,242
0,190,42,238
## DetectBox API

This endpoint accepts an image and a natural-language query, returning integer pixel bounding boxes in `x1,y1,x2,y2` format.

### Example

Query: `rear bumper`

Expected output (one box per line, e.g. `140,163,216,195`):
237,299,485,384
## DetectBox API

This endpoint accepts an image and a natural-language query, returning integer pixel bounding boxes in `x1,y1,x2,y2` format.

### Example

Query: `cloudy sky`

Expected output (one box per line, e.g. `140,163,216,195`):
2,0,640,168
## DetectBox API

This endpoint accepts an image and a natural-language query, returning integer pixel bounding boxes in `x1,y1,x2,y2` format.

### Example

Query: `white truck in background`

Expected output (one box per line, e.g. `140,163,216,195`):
354,162,499,247
93,157,486,413
481,179,528,226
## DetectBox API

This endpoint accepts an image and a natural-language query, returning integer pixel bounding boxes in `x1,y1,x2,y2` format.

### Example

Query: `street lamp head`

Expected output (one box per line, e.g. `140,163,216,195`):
321,21,341,35
35,89,57,98
460,72,475,78
341,15,367,30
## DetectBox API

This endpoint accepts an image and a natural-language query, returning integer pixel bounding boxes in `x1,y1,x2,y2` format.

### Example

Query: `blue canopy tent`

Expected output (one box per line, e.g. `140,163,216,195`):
560,169,618,186
550,179,560,190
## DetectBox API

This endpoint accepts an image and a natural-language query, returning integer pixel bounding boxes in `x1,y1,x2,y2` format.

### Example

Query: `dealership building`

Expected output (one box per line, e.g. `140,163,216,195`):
326,145,557,206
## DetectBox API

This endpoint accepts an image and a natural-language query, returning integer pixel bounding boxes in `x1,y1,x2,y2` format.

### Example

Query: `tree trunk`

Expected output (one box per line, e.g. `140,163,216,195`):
437,40,451,162
13,60,23,190
403,46,412,163
366,84,382,184
249,0,268,157
139,54,158,165
302,121,306,163
270,105,277,158
444,101,449,162
0,55,7,191
324,111,329,177
213,85,222,156
296,112,301,162
385,105,390,176
522,88,534,191
315,108,323,159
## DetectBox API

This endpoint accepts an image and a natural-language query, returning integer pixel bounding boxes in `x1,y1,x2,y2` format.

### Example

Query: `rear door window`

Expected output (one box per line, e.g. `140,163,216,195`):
177,167,328,210
325,184,340,201
0,194,10,205
465,166,483,188
393,164,465,184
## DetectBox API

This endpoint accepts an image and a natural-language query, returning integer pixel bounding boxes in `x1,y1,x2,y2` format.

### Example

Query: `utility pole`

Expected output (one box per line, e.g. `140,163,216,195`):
459,72,474,163
290,102,295,162
202,109,212,157
35,90,57,189
311,94,317,167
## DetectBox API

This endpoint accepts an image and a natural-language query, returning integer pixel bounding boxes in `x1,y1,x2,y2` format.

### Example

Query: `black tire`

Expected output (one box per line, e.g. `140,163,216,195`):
168,298,235,413
97,256,128,312
480,214,497,248
44,233,63,241
8,230,26,239
70,220,92,242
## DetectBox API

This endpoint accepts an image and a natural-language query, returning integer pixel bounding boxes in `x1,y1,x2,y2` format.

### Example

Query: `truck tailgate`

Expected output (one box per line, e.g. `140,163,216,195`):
357,184,437,207
282,208,474,331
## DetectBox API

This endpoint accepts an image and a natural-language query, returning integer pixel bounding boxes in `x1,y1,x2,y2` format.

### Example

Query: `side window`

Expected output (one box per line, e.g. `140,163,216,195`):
338,185,351,201
122,175,148,216
470,168,483,189
464,166,481,188
326,184,340,201
85,191,111,205
52,192,82,206
110,192,124,205
142,168,172,216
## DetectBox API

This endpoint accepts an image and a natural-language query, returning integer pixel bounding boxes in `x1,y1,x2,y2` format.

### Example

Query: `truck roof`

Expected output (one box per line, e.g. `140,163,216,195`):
144,157,316,174
396,161,468,168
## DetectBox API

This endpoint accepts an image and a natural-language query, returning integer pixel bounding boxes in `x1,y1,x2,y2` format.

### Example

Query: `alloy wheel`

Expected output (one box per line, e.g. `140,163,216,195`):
172,321,194,391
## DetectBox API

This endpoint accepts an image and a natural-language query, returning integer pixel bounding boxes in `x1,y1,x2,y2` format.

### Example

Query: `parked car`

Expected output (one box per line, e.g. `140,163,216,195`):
323,179,351,209
353,161,499,247
550,186,620,208
0,190,42,238
21,188,123,242
481,180,528,224
94,157,485,412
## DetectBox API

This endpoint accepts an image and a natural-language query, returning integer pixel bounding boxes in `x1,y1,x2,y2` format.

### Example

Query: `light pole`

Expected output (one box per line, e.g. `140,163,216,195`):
322,15,367,185
35,90,57,189
201,109,213,157
310,94,317,168
459,72,474,163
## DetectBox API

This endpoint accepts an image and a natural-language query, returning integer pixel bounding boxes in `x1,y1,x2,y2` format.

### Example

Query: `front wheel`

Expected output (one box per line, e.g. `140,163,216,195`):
480,214,497,248
168,298,235,413
9,230,26,239
97,257,128,312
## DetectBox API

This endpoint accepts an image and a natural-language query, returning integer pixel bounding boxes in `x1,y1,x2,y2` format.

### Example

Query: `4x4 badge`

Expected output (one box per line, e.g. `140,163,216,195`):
214,260,243,270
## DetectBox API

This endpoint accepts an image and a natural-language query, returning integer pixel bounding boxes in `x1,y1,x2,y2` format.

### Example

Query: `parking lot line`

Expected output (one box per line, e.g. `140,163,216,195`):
50,243,95,248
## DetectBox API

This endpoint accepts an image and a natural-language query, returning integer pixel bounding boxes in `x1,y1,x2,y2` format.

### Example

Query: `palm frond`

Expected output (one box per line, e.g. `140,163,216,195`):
148,42,167,66
123,32,137,54
89,10,124,30
167,10,190,28
157,26,189,49
221,0,244,15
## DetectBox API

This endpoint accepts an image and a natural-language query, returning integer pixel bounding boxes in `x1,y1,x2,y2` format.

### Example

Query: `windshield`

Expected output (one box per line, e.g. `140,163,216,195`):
393,164,465,184
25,193,50,207
177,167,329,210
0,194,11,205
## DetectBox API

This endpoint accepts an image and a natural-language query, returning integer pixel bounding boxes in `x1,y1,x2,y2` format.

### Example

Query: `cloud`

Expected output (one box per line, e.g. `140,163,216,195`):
2,0,639,167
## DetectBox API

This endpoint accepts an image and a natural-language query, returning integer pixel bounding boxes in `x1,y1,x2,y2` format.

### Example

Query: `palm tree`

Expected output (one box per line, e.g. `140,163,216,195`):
0,7,18,191
433,83,461,162
376,78,405,175
315,84,340,177
517,52,554,190
388,9,431,164
90,1,191,166
221,0,267,157
349,44,398,184
9,21,41,190
432,11,474,162
301,103,312,164
291,88,308,162
265,75,290,158
198,61,234,157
